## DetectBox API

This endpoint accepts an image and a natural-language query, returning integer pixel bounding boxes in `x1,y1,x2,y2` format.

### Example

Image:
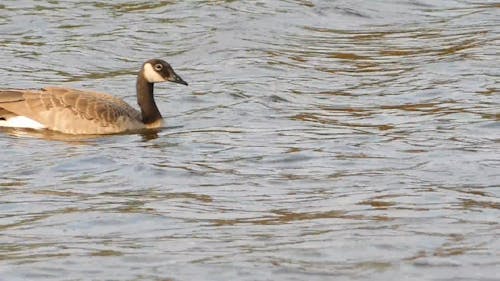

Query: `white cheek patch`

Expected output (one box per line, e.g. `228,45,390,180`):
0,116,46,129
143,63,166,83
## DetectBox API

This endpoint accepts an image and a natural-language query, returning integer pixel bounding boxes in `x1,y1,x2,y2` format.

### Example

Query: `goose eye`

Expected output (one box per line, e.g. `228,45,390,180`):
154,64,163,71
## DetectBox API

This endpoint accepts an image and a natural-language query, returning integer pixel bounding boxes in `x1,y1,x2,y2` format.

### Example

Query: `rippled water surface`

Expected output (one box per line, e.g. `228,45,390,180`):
1,1,499,280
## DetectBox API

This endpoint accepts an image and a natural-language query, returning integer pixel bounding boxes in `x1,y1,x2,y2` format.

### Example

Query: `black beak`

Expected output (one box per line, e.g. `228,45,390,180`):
170,72,188,86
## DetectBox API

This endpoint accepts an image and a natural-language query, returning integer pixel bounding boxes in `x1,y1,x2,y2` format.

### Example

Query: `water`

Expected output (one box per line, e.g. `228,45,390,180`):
0,1,499,280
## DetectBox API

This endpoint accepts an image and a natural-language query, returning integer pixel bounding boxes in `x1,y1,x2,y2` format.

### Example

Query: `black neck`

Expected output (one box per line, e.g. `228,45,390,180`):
137,72,162,124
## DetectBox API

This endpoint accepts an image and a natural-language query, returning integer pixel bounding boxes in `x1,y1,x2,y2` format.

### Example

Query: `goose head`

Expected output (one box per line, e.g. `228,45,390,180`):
141,59,188,86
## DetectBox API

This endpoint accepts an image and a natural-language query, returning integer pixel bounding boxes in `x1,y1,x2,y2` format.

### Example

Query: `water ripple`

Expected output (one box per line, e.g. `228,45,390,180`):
1,1,499,280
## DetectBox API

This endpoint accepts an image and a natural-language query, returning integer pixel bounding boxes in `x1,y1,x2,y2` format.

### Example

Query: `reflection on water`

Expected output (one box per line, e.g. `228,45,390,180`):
0,1,499,280
0,127,160,142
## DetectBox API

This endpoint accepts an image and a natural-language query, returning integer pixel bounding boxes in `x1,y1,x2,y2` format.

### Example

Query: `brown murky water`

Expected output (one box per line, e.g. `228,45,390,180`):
1,1,499,280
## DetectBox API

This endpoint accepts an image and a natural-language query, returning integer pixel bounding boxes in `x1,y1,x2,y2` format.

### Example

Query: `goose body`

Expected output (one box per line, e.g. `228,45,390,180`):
0,59,187,135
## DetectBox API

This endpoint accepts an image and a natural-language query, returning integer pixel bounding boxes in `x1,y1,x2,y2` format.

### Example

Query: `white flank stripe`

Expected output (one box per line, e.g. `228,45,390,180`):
143,63,166,83
0,116,46,129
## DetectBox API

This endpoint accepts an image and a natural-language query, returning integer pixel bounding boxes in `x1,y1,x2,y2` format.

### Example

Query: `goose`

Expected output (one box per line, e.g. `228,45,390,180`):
0,59,188,135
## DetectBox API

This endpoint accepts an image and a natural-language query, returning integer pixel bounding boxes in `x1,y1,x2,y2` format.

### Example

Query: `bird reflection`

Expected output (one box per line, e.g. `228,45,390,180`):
0,127,161,143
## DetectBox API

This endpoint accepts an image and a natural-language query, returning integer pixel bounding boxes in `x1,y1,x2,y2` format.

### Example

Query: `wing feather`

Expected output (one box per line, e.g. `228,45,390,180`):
0,87,143,134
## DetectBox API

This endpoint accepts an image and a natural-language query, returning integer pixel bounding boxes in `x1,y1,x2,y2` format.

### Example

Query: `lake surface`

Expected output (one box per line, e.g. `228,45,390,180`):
0,1,499,280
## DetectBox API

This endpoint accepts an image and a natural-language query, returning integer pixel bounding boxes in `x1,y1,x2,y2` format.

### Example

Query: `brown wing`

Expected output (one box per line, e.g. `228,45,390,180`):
0,87,143,134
